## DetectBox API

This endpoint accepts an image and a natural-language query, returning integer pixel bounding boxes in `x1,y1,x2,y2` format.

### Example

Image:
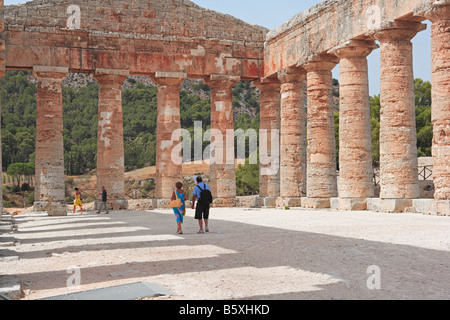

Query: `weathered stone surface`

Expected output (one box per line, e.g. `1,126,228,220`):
333,40,377,201
330,197,367,211
205,75,239,206
264,0,433,77
0,0,3,221
374,21,425,200
153,72,186,204
425,4,450,213
303,54,339,204
277,67,307,207
253,78,280,203
33,66,68,216
3,0,266,79
94,69,128,210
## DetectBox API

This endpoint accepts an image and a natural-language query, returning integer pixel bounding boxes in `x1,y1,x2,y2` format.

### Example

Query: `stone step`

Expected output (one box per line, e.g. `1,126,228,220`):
0,275,22,300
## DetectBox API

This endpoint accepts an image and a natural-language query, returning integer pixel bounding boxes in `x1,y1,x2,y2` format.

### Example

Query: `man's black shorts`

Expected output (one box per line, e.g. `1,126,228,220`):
195,202,210,220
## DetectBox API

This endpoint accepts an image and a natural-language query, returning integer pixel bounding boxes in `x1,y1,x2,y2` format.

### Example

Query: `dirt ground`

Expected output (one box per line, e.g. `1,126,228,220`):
2,207,449,300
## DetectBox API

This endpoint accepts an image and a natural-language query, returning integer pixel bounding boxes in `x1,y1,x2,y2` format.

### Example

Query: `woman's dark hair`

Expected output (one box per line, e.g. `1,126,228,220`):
75,188,79,191
176,182,183,189
196,176,203,183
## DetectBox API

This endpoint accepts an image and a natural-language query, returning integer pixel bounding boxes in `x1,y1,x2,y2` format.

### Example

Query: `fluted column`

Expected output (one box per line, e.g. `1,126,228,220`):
303,54,339,209
425,4,450,215
374,21,425,212
33,66,68,216
94,69,129,210
333,40,377,210
276,67,307,208
254,78,281,207
153,72,186,207
205,74,240,207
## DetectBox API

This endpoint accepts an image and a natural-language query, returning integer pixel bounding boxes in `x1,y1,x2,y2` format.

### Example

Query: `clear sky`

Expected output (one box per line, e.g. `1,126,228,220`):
5,0,432,96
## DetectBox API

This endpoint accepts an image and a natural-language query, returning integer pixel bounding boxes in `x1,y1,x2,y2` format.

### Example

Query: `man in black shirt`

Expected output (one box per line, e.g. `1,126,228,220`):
96,186,109,214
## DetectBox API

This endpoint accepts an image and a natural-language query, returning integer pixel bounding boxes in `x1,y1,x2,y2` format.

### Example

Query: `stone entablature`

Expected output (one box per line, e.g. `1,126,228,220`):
264,0,440,77
2,0,267,79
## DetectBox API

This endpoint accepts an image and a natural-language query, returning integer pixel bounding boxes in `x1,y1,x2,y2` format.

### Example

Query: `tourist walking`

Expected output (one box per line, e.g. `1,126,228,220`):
191,176,212,234
72,188,84,214
96,186,109,214
171,182,187,234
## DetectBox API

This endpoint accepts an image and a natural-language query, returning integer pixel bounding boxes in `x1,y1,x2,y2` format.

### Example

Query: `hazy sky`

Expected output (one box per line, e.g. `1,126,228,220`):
4,0,432,96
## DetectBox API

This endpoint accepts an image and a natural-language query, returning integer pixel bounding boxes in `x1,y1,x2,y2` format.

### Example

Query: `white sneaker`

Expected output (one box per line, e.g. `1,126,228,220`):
205,227,209,233
197,229,205,234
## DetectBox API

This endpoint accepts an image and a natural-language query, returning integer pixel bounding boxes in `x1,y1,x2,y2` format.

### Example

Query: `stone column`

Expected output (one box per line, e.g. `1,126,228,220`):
374,21,425,212
425,4,450,215
153,72,186,208
303,54,339,209
205,74,240,207
276,67,307,208
33,66,68,216
254,78,281,207
0,11,4,220
332,40,377,210
94,69,129,211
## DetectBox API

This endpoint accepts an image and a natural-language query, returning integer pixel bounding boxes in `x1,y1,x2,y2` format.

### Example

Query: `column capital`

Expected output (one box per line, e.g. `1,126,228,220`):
424,2,450,22
33,66,68,81
303,54,339,72
331,40,378,59
374,20,426,42
253,77,280,91
277,67,306,84
94,68,129,84
204,74,240,89
153,71,187,86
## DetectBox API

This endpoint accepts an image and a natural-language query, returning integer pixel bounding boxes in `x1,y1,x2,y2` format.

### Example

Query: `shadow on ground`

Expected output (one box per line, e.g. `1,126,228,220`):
7,210,450,300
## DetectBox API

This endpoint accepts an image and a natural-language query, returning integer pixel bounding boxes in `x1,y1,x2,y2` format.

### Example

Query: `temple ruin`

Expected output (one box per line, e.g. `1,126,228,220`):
0,0,448,216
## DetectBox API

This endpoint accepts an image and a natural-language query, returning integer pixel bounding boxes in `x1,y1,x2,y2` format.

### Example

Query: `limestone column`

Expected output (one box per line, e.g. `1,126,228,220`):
303,54,339,208
374,21,425,212
276,67,307,208
205,74,240,207
333,40,377,210
254,78,281,207
0,11,4,220
425,4,450,215
153,72,186,207
94,69,129,211
33,66,68,216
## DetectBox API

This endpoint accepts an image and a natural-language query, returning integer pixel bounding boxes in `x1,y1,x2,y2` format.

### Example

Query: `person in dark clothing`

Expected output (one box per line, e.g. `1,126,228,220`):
191,176,211,234
96,186,109,214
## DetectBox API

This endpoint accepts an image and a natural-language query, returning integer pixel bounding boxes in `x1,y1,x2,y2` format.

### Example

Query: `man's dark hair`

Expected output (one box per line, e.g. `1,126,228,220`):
196,176,203,183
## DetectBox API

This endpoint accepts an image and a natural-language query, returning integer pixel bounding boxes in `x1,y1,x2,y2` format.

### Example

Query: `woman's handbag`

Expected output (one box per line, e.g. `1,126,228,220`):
169,191,183,208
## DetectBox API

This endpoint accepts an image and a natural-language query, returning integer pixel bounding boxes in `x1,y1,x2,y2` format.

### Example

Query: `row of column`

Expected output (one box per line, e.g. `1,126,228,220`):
31,67,129,215
257,7,450,214
30,67,241,215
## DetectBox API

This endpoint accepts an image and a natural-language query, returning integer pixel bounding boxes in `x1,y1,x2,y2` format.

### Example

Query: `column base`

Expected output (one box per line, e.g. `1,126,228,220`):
372,199,413,213
153,199,170,209
34,201,67,216
94,199,129,211
259,196,278,208
212,198,237,208
301,197,331,209
330,198,367,211
276,197,302,208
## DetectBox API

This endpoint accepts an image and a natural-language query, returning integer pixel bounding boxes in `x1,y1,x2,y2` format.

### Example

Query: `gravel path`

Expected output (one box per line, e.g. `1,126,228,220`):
2,208,449,300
